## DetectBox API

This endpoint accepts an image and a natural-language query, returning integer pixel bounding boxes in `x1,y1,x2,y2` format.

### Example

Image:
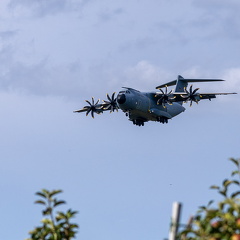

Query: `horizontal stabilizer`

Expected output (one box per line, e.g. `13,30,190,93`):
156,75,224,89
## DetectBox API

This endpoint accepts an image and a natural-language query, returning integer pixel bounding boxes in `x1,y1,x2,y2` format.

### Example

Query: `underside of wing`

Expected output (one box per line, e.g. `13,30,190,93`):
198,92,237,100
73,107,89,113
171,92,237,106
174,92,237,99
154,87,237,107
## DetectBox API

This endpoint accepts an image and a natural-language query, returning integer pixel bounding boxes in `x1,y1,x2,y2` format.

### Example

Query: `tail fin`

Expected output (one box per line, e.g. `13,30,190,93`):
156,75,224,93
174,75,225,92
175,75,187,93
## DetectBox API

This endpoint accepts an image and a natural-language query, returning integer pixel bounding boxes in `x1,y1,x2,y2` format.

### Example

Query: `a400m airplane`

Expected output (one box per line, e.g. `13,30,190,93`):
74,75,236,126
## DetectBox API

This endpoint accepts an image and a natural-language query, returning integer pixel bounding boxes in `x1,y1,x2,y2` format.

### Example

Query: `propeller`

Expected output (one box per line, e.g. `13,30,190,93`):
74,97,103,118
156,86,173,107
182,85,200,106
102,92,118,112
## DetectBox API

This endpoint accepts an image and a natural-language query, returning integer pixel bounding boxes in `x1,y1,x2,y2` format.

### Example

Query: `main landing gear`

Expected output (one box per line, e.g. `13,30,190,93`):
157,116,169,124
132,117,169,126
132,119,145,126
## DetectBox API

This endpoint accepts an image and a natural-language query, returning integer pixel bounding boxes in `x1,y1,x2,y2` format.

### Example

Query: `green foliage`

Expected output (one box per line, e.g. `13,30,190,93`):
26,189,79,240
179,158,240,240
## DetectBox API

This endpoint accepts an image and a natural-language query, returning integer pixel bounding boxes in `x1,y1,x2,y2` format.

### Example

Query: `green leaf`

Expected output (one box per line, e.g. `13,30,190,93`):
49,190,62,198
232,180,240,185
223,179,239,188
35,191,46,198
231,191,240,198
219,190,227,197
69,224,79,228
41,218,53,225
199,205,207,211
65,209,78,218
35,200,46,205
223,178,231,187
53,200,66,207
218,202,225,210
207,200,214,207
210,185,220,190
42,207,52,216
231,170,240,176
229,158,239,167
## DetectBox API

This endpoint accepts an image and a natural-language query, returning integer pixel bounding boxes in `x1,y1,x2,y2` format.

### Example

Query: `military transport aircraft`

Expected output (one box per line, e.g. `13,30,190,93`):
74,75,236,126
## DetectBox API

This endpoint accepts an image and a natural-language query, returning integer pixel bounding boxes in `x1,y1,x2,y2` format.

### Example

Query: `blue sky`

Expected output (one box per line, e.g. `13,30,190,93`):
0,0,240,239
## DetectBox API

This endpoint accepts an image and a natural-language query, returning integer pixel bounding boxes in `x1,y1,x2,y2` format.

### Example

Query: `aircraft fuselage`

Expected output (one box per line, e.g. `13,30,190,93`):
116,88,185,125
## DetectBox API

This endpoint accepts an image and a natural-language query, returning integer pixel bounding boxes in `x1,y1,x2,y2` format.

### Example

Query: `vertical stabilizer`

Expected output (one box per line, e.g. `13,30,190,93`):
155,75,224,90
175,75,188,93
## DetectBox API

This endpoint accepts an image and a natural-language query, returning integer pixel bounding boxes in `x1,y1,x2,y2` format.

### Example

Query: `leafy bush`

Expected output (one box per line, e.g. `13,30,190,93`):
179,158,240,240
26,189,79,240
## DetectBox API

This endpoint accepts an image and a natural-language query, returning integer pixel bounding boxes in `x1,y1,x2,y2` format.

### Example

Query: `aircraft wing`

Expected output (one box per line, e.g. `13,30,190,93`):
74,107,89,113
198,92,237,100
172,92,237,101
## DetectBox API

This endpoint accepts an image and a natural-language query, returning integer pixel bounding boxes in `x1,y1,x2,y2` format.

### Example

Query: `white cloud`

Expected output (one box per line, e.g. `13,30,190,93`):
122,61,171,91
222,68,240,92
98,6,124,22
192,0,240,39
179,66,240,96
7,0,92,17
193,0,240,10
0,30,18,41
0,58,86,99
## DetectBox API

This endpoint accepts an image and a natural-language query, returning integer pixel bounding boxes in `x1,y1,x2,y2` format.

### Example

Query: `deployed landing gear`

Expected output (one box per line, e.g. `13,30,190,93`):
132,119,145,126
157,116,169,124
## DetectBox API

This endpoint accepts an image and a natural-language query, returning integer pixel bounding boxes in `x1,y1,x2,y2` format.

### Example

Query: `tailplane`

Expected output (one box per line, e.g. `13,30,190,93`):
156,75,224,93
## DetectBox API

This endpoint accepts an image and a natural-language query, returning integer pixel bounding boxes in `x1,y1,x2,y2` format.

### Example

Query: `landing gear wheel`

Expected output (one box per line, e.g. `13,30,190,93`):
132,119,145,126
157,116,169,124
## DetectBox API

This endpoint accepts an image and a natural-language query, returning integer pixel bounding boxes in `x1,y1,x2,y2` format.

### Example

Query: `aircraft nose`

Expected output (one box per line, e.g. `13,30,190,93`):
117,93,126,104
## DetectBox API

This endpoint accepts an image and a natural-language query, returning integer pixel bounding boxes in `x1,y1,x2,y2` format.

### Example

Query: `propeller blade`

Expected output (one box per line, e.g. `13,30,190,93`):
189,85,193,94
102,92,118,112
85,100,91,105
156,86,173,107
160,88,165,95
183,85,200,106
192,87,200,95
86,108,91,116
107,93,111,102
75,97,104,117
111,92,116,101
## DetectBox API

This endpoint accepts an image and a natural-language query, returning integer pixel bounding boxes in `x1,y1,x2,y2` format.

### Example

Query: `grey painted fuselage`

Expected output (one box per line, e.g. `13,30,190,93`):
117,88,185,124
